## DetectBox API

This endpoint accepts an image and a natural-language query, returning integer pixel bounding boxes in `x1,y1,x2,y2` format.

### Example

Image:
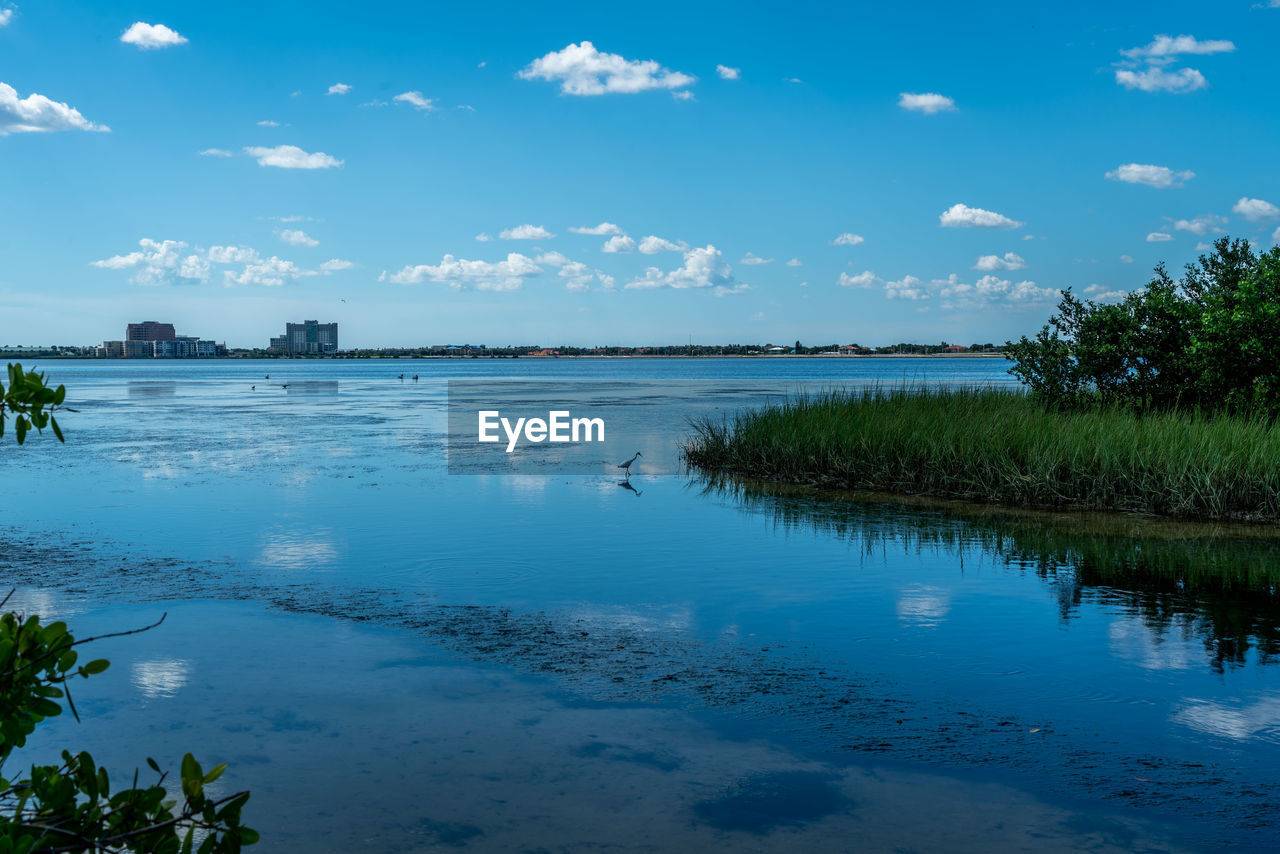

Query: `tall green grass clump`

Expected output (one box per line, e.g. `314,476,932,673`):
682,384,1280,522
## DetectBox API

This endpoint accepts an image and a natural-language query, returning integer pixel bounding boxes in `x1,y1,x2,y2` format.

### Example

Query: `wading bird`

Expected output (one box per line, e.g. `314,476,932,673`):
617,451,641,478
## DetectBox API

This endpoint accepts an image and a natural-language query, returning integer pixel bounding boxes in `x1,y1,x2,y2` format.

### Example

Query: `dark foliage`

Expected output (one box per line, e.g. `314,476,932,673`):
1006,237,1280,415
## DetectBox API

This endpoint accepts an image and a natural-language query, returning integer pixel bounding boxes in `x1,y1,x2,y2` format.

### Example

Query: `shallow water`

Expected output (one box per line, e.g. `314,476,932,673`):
3,358,1278,851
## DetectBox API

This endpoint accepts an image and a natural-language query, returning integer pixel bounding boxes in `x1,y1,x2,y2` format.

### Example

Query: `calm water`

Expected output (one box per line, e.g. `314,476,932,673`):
4,358,1279,852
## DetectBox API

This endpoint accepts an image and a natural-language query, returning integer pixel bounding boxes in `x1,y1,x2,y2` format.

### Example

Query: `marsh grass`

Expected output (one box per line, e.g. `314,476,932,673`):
682,385,1280,522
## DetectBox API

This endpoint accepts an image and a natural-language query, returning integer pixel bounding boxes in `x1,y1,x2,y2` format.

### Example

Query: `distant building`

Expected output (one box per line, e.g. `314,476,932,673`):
97,326,224,358
944,345,968,353
270,320,338,355
151,336,199,358
126,321,176,342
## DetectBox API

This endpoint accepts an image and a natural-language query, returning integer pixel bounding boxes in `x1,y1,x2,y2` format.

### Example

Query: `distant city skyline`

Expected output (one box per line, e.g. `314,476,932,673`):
3,1,1279,347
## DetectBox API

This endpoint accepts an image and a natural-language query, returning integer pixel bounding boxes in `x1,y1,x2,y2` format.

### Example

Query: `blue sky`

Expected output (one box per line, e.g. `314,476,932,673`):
2,1,1279,348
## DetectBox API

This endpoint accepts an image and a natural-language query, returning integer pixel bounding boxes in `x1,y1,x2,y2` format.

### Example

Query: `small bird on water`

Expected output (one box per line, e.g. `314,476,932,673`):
617,451,642,478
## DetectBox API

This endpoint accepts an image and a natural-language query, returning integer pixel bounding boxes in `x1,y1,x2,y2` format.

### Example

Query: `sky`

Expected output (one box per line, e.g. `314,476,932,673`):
2,1,1279,349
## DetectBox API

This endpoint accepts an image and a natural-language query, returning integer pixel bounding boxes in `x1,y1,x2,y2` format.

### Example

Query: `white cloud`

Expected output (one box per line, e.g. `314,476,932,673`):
602,234,636,253
786,258,802,267
387,253,542,291
898,92,956,114
740,253,773,265
198,148,232,157
394,91,435,111
1121,34,1235,60
244,145,343,169
1120,254,1134,263
570,222,623,236
257,119,281,127
1232,197,1280,221
1174,214,1227,236
973,252,1027,271
886,275,928,300
120,22,187,49
712,284,751,297
475,233,492,242
559,261,595,291
499,224,554,240
672,90,695,102
831,232,864,246
92,239,320,287
318,258,353,272
838,270,880,288
937,273,1058,307
0,82,109,135
1115,35,1233,94
880,271,1057,307
1105,163,1194,188
1147,232,1174,242
226,256,313,287
537,253,597,291
637,235,686,254
279,229,318,247
518,41,695,96
1273,226,1280,244
534,250,570,266
939,203,1023,229
1115,67,1207,93
626,245,735,290
716,65,741,80
1084,283,1127,303
0,9,12,26
327,83,352,96
206,246,259,264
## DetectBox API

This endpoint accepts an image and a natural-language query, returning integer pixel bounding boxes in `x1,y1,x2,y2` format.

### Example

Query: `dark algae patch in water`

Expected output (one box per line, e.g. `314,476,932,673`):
692,771,850,834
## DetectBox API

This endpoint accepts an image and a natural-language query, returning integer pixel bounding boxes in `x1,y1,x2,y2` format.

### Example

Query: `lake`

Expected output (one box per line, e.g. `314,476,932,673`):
3,357,1278,852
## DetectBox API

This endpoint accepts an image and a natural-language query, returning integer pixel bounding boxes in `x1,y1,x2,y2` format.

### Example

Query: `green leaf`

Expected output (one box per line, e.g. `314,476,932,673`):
82,658,110,675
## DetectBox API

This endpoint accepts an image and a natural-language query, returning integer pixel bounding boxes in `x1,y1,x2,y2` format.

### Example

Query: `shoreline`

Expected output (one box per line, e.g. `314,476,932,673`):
2,352,1011,361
